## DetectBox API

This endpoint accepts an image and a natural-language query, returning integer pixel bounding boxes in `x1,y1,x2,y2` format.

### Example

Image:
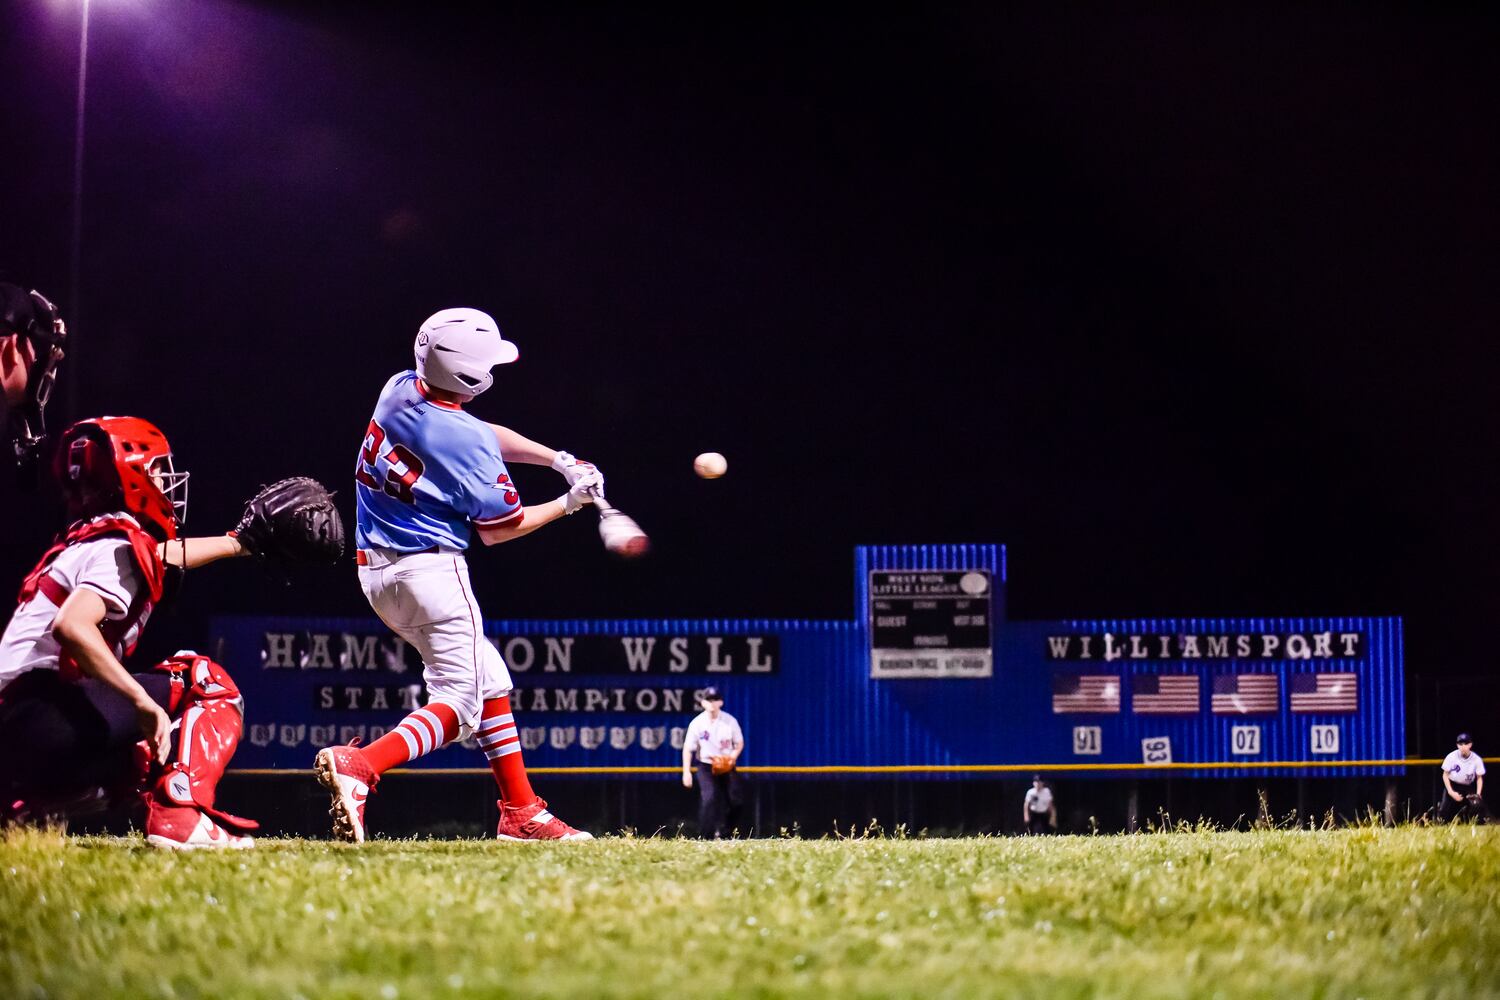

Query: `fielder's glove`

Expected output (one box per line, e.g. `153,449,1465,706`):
232,476,345,566
711,755,735,776
552,451,605,493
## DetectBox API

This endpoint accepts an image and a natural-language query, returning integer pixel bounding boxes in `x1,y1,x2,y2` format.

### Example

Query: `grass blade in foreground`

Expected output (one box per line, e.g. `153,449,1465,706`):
2,826,1496,998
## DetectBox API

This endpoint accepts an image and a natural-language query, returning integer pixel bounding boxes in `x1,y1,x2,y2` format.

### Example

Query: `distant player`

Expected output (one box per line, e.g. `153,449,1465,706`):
680,686,744,839
1438,733,1488,823
315,307,604,842
1023,774,1056,834
0,417,257,848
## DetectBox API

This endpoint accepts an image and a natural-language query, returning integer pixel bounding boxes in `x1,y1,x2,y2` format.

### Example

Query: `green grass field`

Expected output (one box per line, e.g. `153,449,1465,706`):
3,825,1496,999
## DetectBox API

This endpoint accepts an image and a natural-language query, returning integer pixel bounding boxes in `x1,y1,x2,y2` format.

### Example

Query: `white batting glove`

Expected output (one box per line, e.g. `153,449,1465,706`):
552,451,605,493
560,470,603,515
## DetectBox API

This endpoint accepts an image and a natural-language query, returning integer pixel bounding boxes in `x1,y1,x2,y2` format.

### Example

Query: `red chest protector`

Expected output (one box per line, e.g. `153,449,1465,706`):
15,517,166,681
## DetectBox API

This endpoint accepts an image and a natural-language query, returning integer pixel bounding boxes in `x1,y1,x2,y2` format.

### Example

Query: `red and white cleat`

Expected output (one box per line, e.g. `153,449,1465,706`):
496,798,593,841
145,803,254,851
314,744,376,843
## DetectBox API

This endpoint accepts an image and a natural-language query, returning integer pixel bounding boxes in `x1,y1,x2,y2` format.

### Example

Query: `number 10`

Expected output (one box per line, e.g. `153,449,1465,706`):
1310,725,1340,755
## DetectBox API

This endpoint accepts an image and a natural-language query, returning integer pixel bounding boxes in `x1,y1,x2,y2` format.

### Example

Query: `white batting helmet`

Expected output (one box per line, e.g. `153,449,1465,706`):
413,307,518,396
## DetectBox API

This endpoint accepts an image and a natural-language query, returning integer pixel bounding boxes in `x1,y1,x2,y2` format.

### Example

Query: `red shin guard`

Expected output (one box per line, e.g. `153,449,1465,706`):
143,654,258,834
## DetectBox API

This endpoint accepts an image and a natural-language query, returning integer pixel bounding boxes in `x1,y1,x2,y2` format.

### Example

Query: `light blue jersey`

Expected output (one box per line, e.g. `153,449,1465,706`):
354,371,523,552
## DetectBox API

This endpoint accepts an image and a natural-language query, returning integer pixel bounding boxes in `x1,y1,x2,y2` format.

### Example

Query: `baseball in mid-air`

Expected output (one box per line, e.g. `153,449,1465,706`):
693,451,728,479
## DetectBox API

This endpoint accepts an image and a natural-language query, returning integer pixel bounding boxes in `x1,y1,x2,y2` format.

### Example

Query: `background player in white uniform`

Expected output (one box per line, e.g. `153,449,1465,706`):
681,686,744,838
316,307,603,842
1023,774,1056,834
1438,732,1488,823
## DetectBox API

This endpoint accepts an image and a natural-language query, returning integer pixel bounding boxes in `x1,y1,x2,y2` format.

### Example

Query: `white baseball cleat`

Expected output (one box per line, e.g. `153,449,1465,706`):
145,806,254,851
314,745,376,844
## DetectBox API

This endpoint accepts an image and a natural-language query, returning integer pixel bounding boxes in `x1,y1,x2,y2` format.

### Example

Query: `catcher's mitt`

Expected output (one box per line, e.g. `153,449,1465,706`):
711,755,735,776
233,477,345,567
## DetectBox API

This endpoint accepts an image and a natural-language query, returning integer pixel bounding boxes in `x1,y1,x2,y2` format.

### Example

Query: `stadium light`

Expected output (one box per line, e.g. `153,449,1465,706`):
66,0,91,421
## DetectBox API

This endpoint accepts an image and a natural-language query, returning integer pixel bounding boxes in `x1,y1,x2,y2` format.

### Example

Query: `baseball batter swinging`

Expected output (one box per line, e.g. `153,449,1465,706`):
315,307,602,842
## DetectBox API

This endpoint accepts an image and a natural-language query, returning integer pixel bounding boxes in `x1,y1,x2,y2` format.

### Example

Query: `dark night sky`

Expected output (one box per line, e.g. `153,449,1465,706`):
2,4,1497,682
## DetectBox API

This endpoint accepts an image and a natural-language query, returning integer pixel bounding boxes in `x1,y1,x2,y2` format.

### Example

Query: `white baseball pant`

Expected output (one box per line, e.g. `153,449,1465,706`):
356,547,512,736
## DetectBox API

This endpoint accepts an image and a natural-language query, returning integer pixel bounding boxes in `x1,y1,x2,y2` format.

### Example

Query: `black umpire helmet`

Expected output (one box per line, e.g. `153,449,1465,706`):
1,280,67,485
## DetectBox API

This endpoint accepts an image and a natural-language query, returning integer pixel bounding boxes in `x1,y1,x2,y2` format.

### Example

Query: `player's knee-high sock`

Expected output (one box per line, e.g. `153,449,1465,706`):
360,703,461,776
478,696,536,806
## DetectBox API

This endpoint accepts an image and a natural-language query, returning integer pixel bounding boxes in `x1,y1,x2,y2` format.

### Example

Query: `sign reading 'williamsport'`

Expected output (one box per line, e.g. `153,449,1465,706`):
259,631,778,675
1044,630,1365,662
870,570,994,678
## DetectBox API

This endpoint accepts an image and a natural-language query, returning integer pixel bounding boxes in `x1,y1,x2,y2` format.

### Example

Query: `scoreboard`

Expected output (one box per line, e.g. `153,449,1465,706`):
869,570,994,678
217,543,1404,777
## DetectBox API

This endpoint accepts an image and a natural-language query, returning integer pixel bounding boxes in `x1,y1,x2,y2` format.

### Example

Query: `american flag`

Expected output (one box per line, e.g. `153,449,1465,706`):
1211,673,1279,715
1130,674,1200,714
1289,673,1358,713
1051,674,1120,714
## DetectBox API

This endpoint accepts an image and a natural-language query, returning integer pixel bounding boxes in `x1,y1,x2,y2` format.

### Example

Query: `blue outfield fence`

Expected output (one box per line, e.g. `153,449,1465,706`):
216,544,1405,778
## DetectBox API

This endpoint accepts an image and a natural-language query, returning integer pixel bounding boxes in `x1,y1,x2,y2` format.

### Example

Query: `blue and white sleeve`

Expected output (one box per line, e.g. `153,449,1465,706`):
458,431,526,529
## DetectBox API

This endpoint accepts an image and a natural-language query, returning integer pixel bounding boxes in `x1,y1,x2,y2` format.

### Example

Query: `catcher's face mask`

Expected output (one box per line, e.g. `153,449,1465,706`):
148,453,191,528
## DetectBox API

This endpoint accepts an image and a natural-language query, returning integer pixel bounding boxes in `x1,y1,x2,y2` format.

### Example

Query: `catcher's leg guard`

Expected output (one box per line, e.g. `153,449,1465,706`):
142,654,258,849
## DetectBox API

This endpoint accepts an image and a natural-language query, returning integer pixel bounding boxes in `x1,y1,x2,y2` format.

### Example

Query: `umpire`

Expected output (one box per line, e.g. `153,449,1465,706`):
1023,774,1057,834
1438,733,1488,823
1,281,67,484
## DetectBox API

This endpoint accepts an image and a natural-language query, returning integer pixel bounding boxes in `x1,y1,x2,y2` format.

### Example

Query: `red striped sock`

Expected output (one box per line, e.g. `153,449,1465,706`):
360,702,461,776
477,696,536,806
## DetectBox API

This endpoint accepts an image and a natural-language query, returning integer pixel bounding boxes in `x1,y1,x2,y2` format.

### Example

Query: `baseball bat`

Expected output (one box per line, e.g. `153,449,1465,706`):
588,485,650,558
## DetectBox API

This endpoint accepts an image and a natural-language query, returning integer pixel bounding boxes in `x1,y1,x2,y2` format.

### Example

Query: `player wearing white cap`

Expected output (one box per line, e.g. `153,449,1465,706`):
315,307,602,842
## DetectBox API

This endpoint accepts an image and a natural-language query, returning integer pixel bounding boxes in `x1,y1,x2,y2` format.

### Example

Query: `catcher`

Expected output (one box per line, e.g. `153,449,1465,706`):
680,686,745,839
0,416,343,848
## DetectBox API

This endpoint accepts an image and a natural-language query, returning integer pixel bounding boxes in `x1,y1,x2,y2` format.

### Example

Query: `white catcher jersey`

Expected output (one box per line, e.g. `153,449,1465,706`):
0,534,149,691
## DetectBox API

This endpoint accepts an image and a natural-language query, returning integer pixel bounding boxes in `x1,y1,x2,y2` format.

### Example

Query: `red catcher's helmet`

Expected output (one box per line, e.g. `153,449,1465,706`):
53,417,189,540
